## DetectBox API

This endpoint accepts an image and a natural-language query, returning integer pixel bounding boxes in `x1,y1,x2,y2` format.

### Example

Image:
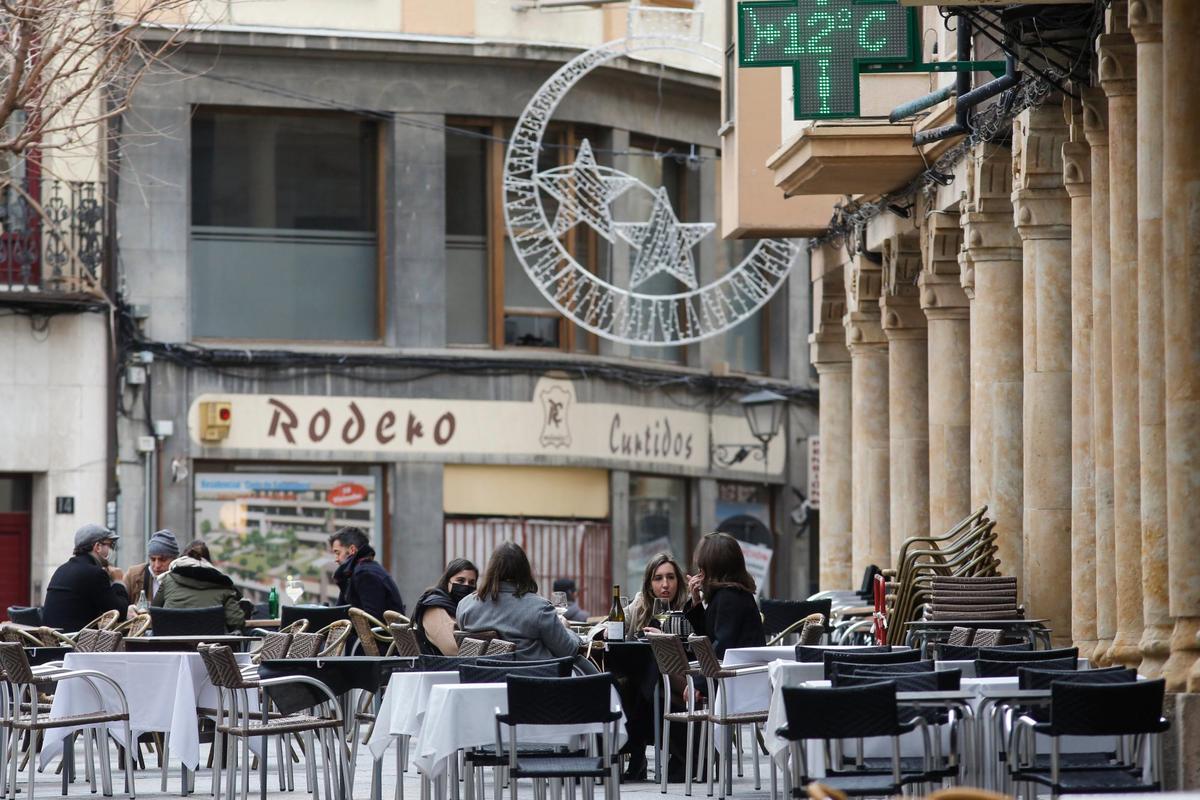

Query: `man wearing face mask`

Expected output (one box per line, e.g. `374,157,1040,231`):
412,558,479,655
42,524,131,632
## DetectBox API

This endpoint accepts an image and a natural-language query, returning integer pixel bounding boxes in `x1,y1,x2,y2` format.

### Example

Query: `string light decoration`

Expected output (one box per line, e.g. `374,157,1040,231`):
503,7,801,346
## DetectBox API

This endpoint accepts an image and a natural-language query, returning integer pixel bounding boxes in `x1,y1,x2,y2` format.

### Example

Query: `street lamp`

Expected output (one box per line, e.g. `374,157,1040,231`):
711,389,787,467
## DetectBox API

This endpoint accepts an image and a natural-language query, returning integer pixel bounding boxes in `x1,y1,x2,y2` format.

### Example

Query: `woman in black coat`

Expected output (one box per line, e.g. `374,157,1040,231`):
683,532,765,658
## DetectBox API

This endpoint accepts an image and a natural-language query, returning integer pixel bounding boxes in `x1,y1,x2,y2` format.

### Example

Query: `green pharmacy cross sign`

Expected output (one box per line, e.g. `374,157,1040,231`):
738,0,918,120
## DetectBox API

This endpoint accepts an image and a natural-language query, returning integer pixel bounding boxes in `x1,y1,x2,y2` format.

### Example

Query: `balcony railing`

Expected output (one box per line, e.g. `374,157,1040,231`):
0,179,106,295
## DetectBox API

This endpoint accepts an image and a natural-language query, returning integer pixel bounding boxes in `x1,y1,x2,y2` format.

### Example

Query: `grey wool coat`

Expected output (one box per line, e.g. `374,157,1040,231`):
456,581,583,661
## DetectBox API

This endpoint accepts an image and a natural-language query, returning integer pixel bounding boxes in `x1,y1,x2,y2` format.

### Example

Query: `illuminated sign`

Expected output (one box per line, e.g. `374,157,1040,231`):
738,0,918,119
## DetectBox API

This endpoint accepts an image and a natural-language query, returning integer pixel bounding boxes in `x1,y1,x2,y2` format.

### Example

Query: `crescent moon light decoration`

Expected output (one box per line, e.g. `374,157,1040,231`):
502,25,801,347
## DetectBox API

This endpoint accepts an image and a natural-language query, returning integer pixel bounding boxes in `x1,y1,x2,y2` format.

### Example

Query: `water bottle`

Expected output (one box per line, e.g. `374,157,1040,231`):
135,590,148,613
268,585,279,618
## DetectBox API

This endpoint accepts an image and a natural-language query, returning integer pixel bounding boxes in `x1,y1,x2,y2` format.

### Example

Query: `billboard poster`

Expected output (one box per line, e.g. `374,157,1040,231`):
193,471,378,605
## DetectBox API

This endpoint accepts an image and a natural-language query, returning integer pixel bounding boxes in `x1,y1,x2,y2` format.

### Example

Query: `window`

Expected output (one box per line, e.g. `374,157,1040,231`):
715,481,775,595
191,108,380,341
628,475,691,591
445,127,490,346
724,0,736,127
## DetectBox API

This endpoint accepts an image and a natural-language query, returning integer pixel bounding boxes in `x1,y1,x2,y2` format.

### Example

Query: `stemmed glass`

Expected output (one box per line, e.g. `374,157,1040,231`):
651,597,670,626
551,591,568,617
285,575,304,605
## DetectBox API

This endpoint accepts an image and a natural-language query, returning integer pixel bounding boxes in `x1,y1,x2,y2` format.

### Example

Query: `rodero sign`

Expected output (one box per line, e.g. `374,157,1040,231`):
186,378,785,476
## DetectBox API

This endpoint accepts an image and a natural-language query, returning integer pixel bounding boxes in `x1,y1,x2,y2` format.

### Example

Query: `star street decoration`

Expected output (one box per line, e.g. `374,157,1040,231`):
503,7,801,346
536,140,636,238
614,187,714,290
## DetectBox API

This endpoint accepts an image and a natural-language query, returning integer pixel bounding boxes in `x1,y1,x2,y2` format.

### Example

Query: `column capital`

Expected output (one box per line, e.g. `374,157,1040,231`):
1062,141,1091,198
919,271,969,317
1098,32,1138,98
845,252,883,315
957,247,975,301
1081,88,1109,147
882,233,921,301
960,212,1023,258
1128,0,1162,43
844,310,886,352
809,330,850,368
1012,104,1071,239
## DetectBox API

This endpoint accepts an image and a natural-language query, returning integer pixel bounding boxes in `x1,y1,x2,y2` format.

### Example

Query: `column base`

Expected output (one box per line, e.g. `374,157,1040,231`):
1162,617,1200,692
1093,637,1115,666
1139,623,1174,678
1107,630,1145,670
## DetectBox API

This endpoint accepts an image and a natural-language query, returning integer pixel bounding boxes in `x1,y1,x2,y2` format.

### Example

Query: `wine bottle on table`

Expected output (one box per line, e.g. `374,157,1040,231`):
606,585,625,641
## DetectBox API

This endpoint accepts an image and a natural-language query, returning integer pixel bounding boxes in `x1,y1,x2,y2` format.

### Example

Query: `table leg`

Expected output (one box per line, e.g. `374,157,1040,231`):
652,683,662,784
259,701,269,800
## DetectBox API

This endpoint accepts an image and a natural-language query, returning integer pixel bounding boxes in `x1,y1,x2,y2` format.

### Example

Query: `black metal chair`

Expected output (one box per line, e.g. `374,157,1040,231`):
417,654,479,671
476,655,573,671
975,656,1077,678
822,648,922,680
977,645,1078,662
796,645,891,663
495,673,622,800
149,605,227,635
279,604,351,633
829,659,935,682
761,599,834,641
1011,679,1169,796
777,681,936,796
459,661,570,683
5,606,41,626
934,642,1029,660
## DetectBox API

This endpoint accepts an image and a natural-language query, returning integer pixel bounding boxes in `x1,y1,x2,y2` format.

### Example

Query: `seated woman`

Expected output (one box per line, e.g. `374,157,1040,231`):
683,532,765,658
456,542,582,661
624,553,691,639
412,558,478,655
152,540,245,631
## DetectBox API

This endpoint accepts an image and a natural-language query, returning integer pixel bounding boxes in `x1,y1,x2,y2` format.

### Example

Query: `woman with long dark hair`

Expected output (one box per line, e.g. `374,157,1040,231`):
624,553,691,638
683,532,765,657
412,558,478,655
456,542,582,660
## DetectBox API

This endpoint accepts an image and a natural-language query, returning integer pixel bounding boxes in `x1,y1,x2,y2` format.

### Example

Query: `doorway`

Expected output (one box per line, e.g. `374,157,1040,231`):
0,475,33,619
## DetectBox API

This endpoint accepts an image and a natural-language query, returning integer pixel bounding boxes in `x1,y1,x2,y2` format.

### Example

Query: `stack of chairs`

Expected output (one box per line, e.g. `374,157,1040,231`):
923,576,1020,621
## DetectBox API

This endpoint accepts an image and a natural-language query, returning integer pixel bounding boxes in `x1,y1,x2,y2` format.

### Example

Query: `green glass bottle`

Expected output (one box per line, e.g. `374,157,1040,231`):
268,585,279,618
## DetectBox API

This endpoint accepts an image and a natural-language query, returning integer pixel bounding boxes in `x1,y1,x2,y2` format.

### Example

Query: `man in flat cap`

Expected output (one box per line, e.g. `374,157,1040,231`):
42,524,131,632
124,529,180,612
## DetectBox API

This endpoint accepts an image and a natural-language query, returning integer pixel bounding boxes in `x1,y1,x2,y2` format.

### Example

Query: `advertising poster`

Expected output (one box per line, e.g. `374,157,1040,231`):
193,471,378,604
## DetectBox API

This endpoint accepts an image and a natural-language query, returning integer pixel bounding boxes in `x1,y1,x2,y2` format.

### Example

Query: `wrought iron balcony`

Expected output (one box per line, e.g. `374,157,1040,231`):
0,179,106,297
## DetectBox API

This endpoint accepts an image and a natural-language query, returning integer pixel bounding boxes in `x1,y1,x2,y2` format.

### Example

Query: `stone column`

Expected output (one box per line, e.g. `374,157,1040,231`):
920,217,970,534
810,248,853,591
882,234,930,557
1128,0,1172,678
1082,88,1116,665
1062,104,1097,654
845,252,890,576
1012,104,1073,646
1100,12,1144,670
959,156,1024,582
1161,0,1200,693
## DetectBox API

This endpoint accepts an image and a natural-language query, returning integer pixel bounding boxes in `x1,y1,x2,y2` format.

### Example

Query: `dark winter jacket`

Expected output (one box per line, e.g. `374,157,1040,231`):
152,556,245,631
332,546,405,621
683,585,765,658
42,554,130,633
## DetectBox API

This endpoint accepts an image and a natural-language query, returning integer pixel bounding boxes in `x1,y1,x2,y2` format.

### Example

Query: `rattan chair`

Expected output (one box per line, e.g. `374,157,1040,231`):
73,628,124,653
285,632,325,659
315,620,351,657
645,632,708,796
386,624,421,658
382,610,410,627
690,635,771,797
347,608,392,657
112,613,151,638
458,638,488,658
250,632,294,666
485,639,516,656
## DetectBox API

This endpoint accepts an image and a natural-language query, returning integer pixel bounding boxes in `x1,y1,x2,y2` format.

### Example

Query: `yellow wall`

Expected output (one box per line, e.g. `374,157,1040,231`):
443,465,610,519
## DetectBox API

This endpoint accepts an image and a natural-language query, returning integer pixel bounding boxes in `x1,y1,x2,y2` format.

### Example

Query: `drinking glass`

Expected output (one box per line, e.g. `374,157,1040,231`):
551,591,568,617
285,576,304,605
651,597,670,625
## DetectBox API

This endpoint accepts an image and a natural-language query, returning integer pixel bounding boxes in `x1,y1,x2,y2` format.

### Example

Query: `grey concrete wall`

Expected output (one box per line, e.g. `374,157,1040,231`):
389,462,444,604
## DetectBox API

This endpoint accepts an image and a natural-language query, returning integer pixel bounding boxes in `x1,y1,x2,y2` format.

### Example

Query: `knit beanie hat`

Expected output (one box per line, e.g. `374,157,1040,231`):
147,529,181,559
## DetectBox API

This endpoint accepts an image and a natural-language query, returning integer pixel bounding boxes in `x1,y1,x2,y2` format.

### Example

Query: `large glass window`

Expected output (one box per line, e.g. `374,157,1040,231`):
191,108,380,341
445,127,490,346
627,475,689,592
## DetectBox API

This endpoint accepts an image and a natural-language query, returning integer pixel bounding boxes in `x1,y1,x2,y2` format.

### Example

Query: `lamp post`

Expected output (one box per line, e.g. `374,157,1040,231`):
712,389,787,466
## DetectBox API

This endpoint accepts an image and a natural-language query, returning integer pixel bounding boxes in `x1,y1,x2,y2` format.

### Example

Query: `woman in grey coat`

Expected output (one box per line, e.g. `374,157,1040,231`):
456,542,582,661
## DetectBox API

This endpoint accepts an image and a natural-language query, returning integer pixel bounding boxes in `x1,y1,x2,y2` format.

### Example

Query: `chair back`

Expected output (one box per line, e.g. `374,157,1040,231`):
504,673,615,725
383,610,410,626
252,632,294,664
6,606,41,626
946,626,974,646
832,659,935,681
779,682,902,740
280,604,351,632
688,635,725,678
975,656,1076,678
760,598,833,638
454,629,500,647
837,669,961,691
798,614,825,645
477,655,573,671
797,645,891,663
646,631,693,676
822,648,922,679
486,638,516,656
934,642,1029,660
76,628,124,653
459,661,568,683
81,609,121,631
458,638,488,657
348,608,389,656
316,619,352,656
117,614,152,638
197,644,256,689
418,654,478,671
0,641,37,683
388,623,421,658
286,632,326,658
1046,678,1168,736
970,628,1003,647
278,619,310,635
1017,665,1137,691
977,645,1078,662
150,605,227,636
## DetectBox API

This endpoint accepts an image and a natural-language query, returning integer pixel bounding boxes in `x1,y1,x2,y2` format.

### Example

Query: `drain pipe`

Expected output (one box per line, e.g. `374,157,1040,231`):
889,83,956,124
912,13,975,145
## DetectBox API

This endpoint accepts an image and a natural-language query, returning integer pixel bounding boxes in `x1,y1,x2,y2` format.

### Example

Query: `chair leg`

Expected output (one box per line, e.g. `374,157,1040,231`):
213,731,224,800
240,734,251,800
706,724,714,799
752,724,761,791
101,727,115,797
124,724,137,800
162,733,171,792
660,716,671,794
685,720,694,797
735,726,743,778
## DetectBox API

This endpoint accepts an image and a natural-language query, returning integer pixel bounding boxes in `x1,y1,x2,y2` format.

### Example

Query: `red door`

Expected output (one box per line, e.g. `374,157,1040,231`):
0,513,32,620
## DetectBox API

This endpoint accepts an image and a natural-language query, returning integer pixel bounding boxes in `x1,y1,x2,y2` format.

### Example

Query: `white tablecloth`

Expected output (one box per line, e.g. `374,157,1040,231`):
414,682,626,777
367,670,460,760
41,651,251,771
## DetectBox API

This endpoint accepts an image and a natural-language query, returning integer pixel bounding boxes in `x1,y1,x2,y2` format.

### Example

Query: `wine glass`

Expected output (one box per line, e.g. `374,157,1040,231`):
285,575,304,605
651,597,670,626
551,591,568,617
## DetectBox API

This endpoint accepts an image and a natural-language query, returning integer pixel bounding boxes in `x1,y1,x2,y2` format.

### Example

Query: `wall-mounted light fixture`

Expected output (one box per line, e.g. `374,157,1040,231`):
711,389,787,467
